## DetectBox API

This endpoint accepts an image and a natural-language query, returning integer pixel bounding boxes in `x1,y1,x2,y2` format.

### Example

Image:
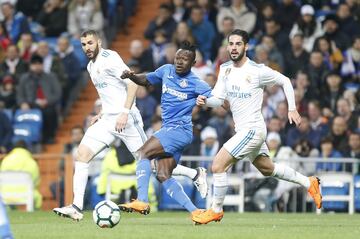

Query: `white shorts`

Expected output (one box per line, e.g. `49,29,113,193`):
223,128,269,162
80,111,147,155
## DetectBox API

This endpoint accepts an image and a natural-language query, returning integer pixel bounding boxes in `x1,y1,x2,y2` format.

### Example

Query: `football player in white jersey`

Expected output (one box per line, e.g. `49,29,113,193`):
53,30,208,221
193,29,322,224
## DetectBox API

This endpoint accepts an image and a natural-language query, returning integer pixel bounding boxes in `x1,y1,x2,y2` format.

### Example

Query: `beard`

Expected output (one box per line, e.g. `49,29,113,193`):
229,50,245,62
88,44,100,60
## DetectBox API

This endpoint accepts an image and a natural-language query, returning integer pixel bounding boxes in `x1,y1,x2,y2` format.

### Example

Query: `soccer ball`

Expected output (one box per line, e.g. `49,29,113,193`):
93,200,121,228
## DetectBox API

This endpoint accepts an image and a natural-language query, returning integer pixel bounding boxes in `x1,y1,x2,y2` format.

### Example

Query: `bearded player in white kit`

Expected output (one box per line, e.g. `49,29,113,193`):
193,29,322,224
53,30,208,221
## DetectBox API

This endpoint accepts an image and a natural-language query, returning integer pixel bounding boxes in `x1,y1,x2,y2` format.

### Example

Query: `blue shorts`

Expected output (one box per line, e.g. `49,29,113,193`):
153,124,193,163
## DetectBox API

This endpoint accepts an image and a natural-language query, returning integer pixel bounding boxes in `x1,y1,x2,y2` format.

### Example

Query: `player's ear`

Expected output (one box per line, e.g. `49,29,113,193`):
245,43,249,52
192,60,196,66
97,39,102,48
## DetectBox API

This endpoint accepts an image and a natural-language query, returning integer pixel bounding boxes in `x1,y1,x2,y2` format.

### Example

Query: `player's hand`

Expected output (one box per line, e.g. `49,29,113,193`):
288,110,301,127
196,95,207,106
90,113,102,126
115,112,128,133
121,70,135,79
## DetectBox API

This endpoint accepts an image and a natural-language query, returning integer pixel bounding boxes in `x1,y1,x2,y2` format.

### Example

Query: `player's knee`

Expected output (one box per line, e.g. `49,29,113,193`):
156,173,170,183
76,148,92,163
211,162,225,173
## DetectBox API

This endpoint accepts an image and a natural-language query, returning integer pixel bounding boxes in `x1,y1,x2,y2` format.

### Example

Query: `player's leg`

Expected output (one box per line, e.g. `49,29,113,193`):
156,156,202,216
54,120,113,220
252,151,322,209
0,197,13,239
172,165,208,198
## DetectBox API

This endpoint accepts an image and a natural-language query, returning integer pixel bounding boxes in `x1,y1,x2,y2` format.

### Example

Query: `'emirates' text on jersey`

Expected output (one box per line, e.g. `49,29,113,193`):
146,64,212,126
212,58,295,132
87,48,137,114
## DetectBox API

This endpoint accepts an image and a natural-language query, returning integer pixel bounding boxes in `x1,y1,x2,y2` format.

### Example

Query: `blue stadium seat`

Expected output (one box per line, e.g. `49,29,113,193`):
158,176,195,211
70,39,88,70
13,109,43,143
322,182,349,211
354,175,360,212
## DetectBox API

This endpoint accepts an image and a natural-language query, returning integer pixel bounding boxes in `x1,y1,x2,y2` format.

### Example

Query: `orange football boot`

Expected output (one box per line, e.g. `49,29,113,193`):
118,199,150,215
308,176,322,209
192,209,224,225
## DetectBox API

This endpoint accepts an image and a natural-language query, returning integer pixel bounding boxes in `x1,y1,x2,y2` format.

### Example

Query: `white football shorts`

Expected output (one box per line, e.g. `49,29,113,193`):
223,128,269,162
80,111,147,155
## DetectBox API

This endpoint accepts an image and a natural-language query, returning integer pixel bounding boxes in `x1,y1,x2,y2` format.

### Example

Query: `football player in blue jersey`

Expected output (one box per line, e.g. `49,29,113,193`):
0,196,13,239
118,41,212,221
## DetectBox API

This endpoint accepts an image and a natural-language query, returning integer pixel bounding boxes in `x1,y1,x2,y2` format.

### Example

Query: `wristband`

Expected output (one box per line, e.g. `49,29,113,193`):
121,108,130,114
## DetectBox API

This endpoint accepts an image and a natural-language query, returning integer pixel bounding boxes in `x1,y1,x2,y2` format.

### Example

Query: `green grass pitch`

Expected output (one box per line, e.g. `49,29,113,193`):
8,211,360,239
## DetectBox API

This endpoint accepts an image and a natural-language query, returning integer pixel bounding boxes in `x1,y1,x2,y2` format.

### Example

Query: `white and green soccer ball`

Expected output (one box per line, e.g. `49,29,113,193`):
93,200,121,228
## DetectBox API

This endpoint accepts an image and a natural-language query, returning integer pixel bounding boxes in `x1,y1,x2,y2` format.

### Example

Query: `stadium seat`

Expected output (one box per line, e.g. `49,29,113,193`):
354,175,360,212
318,172,354,214
158,176,194,211
13,109,43,143
0,171,34,212
206,175,245,213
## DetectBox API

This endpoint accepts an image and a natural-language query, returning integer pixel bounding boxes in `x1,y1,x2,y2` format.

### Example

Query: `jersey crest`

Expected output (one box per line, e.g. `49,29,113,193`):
179,79,188,88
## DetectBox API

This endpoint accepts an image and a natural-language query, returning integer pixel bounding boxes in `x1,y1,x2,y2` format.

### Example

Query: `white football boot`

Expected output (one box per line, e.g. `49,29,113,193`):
193,167,208,198
53,204,83,221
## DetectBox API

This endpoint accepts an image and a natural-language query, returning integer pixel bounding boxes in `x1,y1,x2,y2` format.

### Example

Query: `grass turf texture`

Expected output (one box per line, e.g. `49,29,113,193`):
9,211,360,239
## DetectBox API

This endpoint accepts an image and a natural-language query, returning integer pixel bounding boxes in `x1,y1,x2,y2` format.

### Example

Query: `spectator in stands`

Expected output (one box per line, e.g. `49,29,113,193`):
340,35,360,84
56,36,82,109
211,16,234,61
260,35,285,71
329,116,350,155
313,36,343,71
17,32,37,62
144,3,177,42
307,100,330,138
267,116,286,144
84,98,101,130
64,125,84,156
216,0,256,35
320,14,350,51
284,34,310,79
158,43,177,66
191,50,214,81
15,0,45,20
187,5,215,61
336,98,358,130
16,54,62,144
37,0,67,37
208,107,232,146
204,73,216,88
0,107,12,153
145,115,162,139
171,21,195,48
0,24,11,62
345,131,360,173
274,101,290,132
316,136,343,172
67,0,107,48
171,0,186,23
147,29,169,69
0,44,29,83
199,126,219,170
343,89,359,112
197,0,218,32
213,46,230,75
275,0,300,34
336,3,360,39
321,72,344,113
136,86,157,130
286,115,321,149
253,2,275,38
305,51,330,90
0,1,30,43
294,71,319,100
264,18,291,54
289,4,323,53
294,88,307,115
128,39,154,72
0,140,42,209
0,75,16,109
254,44,282,72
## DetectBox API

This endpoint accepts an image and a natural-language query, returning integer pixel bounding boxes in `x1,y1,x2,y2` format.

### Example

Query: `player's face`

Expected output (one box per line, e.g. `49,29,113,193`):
174,49,195,75
81,34,101,60
227,35,248,62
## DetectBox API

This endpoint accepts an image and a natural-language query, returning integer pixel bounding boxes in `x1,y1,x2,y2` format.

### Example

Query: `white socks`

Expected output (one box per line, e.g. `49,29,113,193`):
211,172,228,213
271,163,310,189
73,161,89,210
172,164,197,180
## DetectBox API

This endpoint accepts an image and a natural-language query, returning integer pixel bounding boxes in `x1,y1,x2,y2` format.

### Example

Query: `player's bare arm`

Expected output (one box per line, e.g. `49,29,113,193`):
115,81,138,132
121,70,151,87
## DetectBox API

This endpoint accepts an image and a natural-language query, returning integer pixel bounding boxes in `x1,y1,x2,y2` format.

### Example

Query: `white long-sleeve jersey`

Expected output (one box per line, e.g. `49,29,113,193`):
212,58,296,132
87,48,138,114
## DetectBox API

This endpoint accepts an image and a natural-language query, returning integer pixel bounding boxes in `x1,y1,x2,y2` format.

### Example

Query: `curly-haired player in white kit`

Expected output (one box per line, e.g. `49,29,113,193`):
53,30,208,221
193,29,322,225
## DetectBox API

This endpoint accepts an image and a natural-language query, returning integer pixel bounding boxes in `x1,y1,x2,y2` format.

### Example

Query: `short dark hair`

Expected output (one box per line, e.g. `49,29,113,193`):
81,30,100,38
179,40,196,54
227,29,249,44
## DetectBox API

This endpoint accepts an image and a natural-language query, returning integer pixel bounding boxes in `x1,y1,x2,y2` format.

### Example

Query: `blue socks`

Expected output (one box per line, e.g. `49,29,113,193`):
136,159,152,202
162,177,197,212
0,200,13,239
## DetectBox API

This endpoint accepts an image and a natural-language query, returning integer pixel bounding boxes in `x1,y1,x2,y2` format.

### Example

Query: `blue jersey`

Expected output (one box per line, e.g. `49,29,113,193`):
146,64,212,126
